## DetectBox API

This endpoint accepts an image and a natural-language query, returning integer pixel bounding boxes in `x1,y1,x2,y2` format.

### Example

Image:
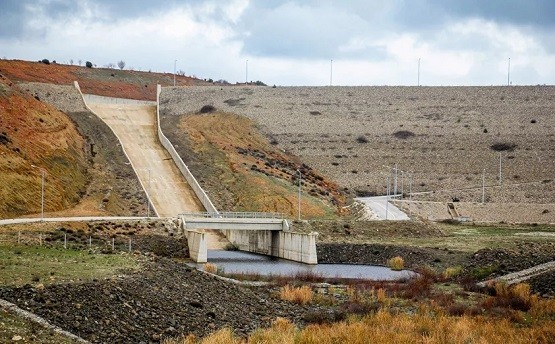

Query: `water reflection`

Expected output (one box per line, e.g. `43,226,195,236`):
191,250,415,281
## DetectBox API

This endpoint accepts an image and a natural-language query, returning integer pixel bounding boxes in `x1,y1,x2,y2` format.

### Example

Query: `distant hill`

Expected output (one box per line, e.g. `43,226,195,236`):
0,59,211,101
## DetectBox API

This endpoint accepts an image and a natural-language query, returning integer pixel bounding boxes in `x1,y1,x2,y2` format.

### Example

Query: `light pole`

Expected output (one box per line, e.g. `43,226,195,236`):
31,165,45,221
482,169,485,204
418,58,421,86
499,152,502,186
297,169,302,221
330,59,333,86
173,60,177,87
147,169,151,218
507,57,510,86
385,175,390,220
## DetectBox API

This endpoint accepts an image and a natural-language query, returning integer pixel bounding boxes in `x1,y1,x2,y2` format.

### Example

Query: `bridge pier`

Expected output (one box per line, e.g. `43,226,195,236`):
180,213,318,264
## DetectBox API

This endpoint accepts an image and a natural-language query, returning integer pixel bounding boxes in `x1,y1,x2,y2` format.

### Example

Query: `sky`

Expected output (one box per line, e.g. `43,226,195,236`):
1,0,555,86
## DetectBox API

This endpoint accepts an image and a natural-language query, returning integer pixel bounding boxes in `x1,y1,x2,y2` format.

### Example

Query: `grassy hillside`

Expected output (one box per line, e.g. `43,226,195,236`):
0,59,210,101
0,74,89,218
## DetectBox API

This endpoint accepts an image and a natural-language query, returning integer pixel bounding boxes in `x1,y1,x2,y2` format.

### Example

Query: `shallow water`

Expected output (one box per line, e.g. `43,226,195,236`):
192,250,415,281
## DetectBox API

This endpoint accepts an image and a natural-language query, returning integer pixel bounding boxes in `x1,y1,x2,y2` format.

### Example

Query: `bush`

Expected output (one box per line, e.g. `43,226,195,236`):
203,263,218,274
41,59,50,65
85,61,93,68
199,105,216,113
279,285,313,305
393,130,415,139
356,135,369,144
387,256,404,270
490,142,517,152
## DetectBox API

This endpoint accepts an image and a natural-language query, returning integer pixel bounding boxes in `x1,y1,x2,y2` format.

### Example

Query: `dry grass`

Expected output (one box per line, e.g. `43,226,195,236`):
173,306,555,344
279,285,313,305
442,266,463,280
203,263,218,274
387,256,405,271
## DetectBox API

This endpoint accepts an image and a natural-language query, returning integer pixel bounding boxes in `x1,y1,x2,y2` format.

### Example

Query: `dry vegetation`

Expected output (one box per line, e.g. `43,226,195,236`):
161,111,344,218
279,285,313,305
166,280,555,344
0,74,89,218
161,86,555,222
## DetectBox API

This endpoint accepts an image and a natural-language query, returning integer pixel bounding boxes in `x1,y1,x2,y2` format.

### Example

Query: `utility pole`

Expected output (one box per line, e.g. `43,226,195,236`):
173,59,177,87
245,59,248,84
507,57,511,86
147,169,151,218
482,169,485,204
297,169,302,221
385,175,390,220
330,59,333,86
31,165,45,221
418,58,421,86
499,153,502,186
394,163,398,196
409,172,413,201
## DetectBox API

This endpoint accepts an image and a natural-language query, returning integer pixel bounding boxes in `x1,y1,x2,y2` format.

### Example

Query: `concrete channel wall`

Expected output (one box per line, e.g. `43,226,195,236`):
156,85,218,214
185,230,207,263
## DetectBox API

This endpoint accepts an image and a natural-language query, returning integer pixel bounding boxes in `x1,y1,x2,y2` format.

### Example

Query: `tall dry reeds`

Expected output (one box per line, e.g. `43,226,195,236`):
279,285,313,305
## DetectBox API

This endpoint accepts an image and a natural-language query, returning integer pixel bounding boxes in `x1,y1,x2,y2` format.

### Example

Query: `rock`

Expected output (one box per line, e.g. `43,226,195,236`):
12,335,23,341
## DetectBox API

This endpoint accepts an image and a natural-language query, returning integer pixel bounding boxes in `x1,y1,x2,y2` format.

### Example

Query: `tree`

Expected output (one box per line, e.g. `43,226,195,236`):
78,59,82,66
69,59,73,65
85,61,93,68
117,60,125,70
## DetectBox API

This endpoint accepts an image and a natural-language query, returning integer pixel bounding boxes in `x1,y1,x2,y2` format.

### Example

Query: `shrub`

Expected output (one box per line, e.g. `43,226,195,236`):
356,135,369,144
279,285,313,305
41,59,50,65
387,256,404,270
490,142,517,152
85,61,93,68
393,130,415,139
199,105,216,113
203,263,218,274
442,266,463,280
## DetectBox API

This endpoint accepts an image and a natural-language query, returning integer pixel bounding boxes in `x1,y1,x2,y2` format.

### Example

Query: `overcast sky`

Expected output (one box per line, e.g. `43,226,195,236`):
1,0,555,86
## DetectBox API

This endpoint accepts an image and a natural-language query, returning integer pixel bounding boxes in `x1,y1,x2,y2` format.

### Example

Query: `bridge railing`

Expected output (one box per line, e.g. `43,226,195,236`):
180,212,285,219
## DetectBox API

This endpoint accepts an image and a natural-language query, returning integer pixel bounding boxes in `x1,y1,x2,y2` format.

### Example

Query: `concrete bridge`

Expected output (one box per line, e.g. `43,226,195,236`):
180,212,318,265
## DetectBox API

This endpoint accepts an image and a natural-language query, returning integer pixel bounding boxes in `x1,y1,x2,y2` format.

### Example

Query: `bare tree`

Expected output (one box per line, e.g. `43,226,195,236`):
78,59,82,66
117,60,125,70
69,59,74,65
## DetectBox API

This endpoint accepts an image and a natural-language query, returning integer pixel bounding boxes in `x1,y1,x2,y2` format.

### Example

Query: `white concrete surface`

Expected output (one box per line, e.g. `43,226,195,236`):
356,196,410,221
185,230,208,263
85,101,203,217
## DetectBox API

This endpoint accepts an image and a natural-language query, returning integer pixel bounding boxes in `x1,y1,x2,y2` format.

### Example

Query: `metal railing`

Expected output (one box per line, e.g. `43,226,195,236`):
180,212,284,219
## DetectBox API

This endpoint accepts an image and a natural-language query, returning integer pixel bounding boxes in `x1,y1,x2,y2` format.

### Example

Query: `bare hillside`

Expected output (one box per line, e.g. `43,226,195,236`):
161,86,555,206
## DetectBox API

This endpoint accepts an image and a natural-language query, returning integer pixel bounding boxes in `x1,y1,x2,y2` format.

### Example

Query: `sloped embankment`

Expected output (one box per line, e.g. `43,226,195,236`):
0,75,88,218
20,82,148,216
159,107,345,218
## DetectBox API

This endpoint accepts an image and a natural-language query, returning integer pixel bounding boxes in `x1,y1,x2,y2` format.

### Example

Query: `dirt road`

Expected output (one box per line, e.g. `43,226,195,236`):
86,102,203,217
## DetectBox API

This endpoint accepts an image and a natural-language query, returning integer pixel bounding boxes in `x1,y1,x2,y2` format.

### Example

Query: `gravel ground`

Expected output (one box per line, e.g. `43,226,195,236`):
160,86,555,221
0,257,323,343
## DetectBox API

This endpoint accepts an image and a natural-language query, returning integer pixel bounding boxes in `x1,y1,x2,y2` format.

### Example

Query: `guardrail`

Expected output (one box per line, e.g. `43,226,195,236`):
156,85,219,214
180,212,284,219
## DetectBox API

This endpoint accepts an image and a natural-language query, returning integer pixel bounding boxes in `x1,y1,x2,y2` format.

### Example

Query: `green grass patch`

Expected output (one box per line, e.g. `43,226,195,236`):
0,309,79,343
0,244,140,286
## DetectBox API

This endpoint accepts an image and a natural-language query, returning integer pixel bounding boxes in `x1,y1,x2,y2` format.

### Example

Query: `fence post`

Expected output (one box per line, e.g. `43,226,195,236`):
64,233,67,249
89,236,92,249
112,238,115,251
18,231,21,244
39,234,42,246
128,238,132,252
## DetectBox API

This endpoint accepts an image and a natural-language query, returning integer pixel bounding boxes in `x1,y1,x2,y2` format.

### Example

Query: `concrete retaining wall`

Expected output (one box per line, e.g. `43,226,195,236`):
82,94,156,106
156,85,218,214
185,230,207,263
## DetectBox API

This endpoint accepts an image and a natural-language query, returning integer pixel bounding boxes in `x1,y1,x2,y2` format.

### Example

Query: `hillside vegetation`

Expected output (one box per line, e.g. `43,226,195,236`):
161,111,345,218
0,74,89,218
0,59,209,101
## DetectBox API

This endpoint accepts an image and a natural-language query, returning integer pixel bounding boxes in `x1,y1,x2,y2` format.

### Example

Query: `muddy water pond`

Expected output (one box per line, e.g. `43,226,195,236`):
193,250,415,281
